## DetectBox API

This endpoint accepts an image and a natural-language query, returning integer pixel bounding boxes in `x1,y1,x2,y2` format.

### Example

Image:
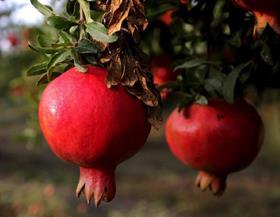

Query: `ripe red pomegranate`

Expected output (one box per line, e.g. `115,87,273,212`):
233,0,280,34
7,34,18,47
39,66,151,206
166,99,264,195
150,55,177,99
180,0,189,4
160,0,189,25
160,9,177,26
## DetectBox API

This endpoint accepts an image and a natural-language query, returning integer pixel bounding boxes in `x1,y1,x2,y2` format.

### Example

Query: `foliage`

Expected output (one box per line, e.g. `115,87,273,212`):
27,0,161,123
143,0,280,106
25,0,280,113
0,0,279,147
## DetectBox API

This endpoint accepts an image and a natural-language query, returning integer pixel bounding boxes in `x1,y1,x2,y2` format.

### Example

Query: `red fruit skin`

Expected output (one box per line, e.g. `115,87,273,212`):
166,99,264,195
39,66,151,206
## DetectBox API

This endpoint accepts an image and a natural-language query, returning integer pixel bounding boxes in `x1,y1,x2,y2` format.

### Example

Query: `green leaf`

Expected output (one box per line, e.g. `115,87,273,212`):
85,22,118,43
47,51,70,71
26,62,48,76
204,67,225,93
47,51,71,80
83,54,98,66
177,94,195,110
37,34,54,47
77,39,98,54
71,49,87,73
30,0,54,17
37,72,61,86
91,10,105,22
29,43,60,54
47,16,77,30
260,43,274,66
147,4,175,18
222,62,251,103
59,31,76,43
174,58,220,71
37,73,48,86
77,0,93,23
66,1,77,16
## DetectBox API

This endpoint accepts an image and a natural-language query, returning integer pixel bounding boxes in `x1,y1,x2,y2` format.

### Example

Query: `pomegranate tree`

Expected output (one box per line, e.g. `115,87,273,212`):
39,66,151,206
166,99,264,195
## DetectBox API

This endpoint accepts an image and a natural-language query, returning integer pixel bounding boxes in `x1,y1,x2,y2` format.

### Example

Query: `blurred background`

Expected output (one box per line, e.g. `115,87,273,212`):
0,0,279,217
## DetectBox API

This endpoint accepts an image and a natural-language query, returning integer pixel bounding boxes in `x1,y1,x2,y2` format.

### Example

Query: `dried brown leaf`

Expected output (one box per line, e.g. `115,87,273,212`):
95,0,161,126
106,51,123,87
107,0,132,35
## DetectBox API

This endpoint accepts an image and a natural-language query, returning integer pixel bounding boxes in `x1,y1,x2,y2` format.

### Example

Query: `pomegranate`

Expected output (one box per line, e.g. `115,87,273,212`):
180,0,189,4
166,99,264,195
160,0,189,26
7,34,18,47
233,0,280,34
150,55,177,99
39,66,151,206
160,9,177,26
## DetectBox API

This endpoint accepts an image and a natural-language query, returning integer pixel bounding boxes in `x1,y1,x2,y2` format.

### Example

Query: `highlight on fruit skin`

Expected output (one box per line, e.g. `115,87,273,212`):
39,65,151,207
233,0,280,35
165,98,264,196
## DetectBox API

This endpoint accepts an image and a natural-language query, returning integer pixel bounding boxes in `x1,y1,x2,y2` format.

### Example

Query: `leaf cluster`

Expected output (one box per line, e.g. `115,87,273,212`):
144,0,280,106
27,0,118,84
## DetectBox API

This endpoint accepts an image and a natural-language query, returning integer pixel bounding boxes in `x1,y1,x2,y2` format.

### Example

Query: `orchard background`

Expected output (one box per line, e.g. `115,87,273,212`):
0,0,280,217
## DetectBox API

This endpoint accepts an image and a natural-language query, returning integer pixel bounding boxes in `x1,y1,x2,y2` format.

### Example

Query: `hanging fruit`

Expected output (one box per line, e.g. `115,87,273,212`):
39,66,151,206
166,98,264,195
28,0,160,206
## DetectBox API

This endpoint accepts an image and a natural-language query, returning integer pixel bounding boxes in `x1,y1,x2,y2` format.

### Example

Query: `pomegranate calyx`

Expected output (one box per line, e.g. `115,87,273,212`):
195,171,227,196
76,167,116,207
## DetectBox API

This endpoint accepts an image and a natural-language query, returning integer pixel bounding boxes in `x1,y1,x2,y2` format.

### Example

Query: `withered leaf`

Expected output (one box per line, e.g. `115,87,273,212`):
96,0,161,126
102,0,148,36
107,0,132,35
107,53,123,87
103,37,160,108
